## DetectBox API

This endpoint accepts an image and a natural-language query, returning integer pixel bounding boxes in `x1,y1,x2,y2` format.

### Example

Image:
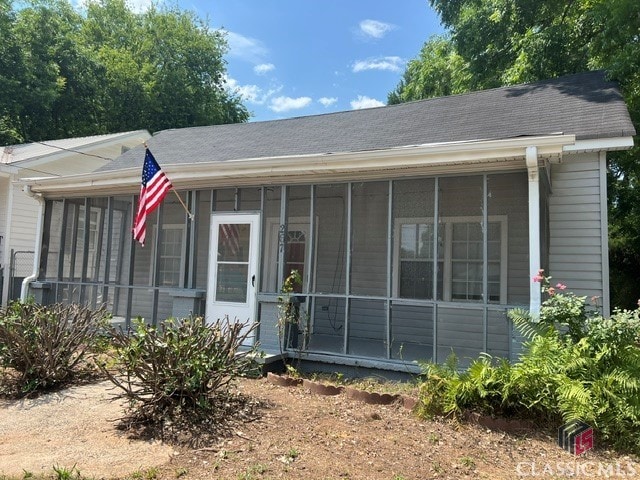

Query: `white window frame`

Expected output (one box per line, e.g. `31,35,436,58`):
150,223,186,287
393,215,508,304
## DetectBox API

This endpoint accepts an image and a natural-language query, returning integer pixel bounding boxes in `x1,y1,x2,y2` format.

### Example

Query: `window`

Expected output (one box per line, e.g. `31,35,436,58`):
394,216,507,303
150,224,186,287
396,222,442,299
264,217,311,292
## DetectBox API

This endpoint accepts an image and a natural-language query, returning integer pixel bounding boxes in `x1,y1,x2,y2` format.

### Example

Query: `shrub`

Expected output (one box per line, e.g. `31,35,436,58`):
102,316,258,428
0,301,108,393
417,273,640,454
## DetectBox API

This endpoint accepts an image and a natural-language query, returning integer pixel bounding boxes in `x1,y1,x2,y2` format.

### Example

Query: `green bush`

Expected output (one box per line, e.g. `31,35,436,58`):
102,316,258,427
0,301,108,393
417,273,640,453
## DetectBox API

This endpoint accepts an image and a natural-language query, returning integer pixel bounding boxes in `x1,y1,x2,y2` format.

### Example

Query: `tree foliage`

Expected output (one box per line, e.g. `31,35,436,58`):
391,0,640,307
0,0,248,145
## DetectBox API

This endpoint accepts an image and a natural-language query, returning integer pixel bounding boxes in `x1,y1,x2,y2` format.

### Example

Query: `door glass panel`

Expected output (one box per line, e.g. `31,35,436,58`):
216,264,249,302
218,224,250,261
216,223,251,302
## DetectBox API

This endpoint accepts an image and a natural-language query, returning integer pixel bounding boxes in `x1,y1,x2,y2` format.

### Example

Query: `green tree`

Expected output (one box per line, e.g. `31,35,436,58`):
388,35,472,104
392,0,640,308
0,0,248,145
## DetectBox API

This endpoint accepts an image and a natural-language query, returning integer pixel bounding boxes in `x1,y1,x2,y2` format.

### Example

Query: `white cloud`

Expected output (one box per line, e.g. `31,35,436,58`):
224,75,281,105
225,30,269,64
270,96,313,113
350,95,385,110
318,97,338,107
352,56,404,73
359,19,396,39
254,63,275,75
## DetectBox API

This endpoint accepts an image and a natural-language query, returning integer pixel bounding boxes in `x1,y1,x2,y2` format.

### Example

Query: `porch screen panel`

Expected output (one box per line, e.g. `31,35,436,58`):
390,303,434,362
313,184,347,294
109,197,133,284
488,172,529,304
106,286,130,323
392,178,438,299
213,188,235,211
155,197,187,288
89,198,108,283
238,187,261,211
130,287,154,323
437,176,484,302
43,200,64,281
285,186,311,292
132,197,157,286
350,182,388,296
56,283,80,304
347,299,386,358
436,305,484,367
61,200,84,281
308,297,345,353
195,191,211,289
260,187,281,293
487,308,510,358
156,290,174,323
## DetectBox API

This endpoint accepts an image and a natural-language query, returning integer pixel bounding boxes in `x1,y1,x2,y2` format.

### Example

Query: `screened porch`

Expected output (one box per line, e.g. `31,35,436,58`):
34,170,538,369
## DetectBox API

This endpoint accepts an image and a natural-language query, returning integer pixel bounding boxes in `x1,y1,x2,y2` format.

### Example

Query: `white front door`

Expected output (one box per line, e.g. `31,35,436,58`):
206,213,260,343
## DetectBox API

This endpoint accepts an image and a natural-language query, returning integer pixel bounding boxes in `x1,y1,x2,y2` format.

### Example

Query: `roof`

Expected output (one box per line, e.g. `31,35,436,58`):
99,71,635,173
1,130,150,165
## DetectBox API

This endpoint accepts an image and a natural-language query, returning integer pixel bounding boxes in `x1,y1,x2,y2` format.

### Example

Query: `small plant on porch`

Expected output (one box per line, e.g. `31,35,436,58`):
276,269,308,360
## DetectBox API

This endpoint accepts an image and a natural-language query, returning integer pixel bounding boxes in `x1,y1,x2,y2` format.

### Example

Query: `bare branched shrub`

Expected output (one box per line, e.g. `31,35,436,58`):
0,302,109,393
101,316,259,441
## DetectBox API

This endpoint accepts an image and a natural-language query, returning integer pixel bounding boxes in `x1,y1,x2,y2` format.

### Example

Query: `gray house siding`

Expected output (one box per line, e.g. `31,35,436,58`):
548,153,606,306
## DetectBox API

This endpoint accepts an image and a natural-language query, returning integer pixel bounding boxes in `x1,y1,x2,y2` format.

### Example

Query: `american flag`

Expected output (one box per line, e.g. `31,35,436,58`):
133,148,173,246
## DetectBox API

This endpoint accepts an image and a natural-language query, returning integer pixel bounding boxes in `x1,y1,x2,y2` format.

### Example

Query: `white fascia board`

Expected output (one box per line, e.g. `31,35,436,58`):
23,134,576,197
12,130,151,169
563,136,634,153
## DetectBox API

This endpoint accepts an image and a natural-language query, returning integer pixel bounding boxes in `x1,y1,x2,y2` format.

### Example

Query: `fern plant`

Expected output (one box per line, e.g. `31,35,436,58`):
417,272,640,454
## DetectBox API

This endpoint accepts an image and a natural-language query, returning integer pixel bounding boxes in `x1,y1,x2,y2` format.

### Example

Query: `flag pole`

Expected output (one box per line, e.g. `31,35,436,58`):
173,188,194,220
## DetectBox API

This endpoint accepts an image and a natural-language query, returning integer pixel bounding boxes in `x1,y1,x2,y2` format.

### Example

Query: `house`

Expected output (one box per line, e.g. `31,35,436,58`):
0,131,150,306
21,71,635,373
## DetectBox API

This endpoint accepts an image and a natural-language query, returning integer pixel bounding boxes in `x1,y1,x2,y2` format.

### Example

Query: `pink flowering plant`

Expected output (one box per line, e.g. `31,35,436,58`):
532,270,590,342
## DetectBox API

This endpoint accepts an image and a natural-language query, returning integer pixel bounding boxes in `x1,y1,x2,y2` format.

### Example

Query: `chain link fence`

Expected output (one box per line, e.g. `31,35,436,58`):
9,250,35,302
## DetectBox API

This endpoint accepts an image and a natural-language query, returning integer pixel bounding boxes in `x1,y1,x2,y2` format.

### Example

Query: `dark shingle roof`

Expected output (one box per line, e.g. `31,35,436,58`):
99,71,635,172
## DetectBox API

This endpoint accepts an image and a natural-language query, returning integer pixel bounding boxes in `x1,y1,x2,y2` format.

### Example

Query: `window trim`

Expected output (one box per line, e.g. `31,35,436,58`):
393,215,508,304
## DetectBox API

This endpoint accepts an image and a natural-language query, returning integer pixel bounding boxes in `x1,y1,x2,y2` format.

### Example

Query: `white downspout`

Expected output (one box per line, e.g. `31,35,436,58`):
526,146,541,317
21,185,45,302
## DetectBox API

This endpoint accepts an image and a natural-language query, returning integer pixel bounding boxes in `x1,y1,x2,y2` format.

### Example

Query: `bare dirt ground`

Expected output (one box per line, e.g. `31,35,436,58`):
1,377,638,480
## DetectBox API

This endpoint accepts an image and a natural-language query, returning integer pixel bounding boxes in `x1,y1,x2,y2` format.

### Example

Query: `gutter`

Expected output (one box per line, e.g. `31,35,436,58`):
20,185,45,302
22,134,578,196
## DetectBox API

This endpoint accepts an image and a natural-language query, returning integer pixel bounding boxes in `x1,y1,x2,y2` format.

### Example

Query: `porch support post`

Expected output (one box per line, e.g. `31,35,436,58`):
526,146,541,317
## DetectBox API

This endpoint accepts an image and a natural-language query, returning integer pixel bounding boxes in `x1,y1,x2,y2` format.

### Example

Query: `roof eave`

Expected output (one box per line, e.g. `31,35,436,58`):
22,134,580,197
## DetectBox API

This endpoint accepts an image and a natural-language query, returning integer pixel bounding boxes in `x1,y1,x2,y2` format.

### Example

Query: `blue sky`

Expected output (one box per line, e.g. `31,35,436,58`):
177,0,445,122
